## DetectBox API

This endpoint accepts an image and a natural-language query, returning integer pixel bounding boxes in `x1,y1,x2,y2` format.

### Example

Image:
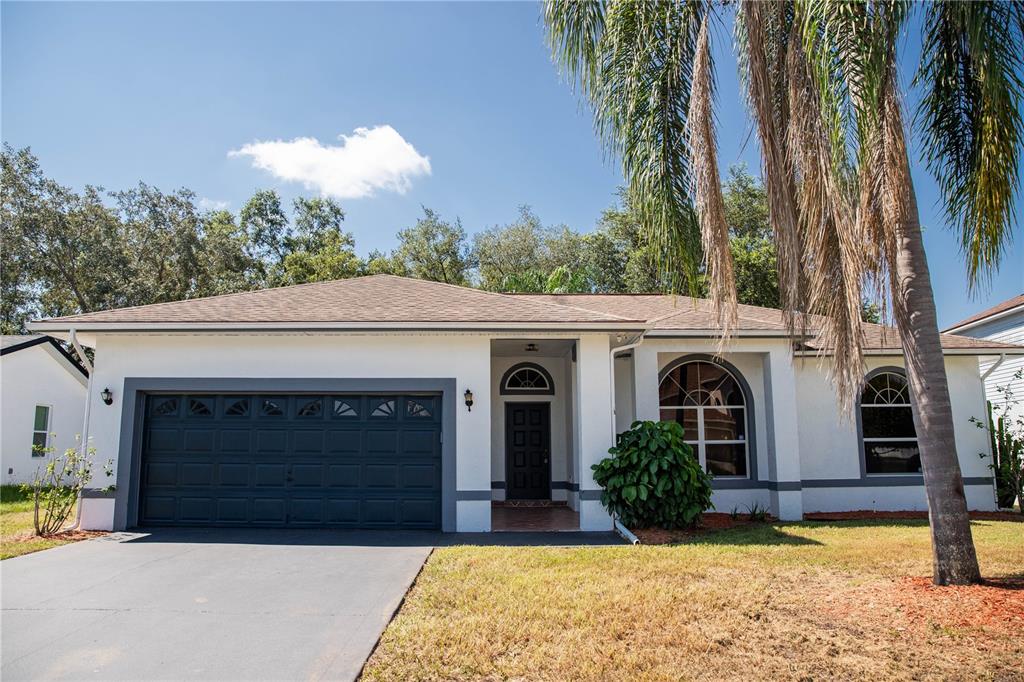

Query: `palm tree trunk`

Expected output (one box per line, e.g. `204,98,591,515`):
891,178,981,586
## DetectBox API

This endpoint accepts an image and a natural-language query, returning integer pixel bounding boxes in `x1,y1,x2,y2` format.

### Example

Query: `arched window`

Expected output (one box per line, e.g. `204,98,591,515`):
500,363,554,395
860,370,920,474
659,358,749,477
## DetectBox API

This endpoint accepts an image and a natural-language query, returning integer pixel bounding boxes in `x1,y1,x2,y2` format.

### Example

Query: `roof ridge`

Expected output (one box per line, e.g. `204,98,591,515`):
403,277,641,322
43,276,367,322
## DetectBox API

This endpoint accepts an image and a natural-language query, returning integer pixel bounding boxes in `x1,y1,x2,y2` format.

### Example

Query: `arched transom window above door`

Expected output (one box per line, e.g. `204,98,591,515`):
659,358,750,477
500,363,555,395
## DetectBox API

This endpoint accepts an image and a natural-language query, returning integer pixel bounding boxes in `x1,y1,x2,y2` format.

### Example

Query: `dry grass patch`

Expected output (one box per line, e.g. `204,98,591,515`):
362,520,1023,681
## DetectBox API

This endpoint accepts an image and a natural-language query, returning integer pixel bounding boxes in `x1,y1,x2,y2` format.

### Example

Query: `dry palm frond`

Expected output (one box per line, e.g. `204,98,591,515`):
737,1,805,336
786,30,866,412
687,14,736,336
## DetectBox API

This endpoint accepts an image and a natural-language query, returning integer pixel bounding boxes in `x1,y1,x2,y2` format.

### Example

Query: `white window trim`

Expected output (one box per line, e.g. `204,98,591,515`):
660,402,749,478
860,371,920,476
31,404,52,457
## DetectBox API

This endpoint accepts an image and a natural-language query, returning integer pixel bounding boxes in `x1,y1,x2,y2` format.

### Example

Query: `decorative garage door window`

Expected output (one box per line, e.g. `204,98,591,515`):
860,370,920,474
659,359,749,477
500,363,555,395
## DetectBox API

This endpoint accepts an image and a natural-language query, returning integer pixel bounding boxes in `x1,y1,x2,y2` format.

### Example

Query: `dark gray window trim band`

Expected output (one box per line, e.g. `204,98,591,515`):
499,362,556,396
579,490,603,501
455,490,492,501
115,377,458,532
492,480,578,491
708,476,993,491
658,353,758,481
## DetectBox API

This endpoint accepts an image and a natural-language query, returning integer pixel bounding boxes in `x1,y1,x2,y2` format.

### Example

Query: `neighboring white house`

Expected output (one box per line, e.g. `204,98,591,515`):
945,294,1024,426
27,275,1023,532
1,335,89,485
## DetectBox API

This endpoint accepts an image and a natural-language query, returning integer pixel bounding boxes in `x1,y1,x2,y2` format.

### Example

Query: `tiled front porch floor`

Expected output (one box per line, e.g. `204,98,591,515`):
491,505,580,532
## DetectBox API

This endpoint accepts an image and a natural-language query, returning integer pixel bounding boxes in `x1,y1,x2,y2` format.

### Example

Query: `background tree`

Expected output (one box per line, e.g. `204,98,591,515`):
391,208,472,285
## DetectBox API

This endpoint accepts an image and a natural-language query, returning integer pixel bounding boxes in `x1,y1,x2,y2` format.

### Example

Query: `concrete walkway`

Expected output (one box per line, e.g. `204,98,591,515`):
1,529,622,681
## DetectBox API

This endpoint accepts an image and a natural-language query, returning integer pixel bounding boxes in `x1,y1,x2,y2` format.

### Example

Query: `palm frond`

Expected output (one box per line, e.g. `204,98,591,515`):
916,0,1024,287
688,14,737,333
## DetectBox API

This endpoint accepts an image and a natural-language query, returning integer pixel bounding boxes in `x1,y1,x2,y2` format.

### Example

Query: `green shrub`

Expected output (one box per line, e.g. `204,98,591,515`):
592,420,714,528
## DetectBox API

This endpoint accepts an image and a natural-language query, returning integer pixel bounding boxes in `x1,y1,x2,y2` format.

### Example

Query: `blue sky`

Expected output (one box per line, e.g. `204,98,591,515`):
3,1,1020,328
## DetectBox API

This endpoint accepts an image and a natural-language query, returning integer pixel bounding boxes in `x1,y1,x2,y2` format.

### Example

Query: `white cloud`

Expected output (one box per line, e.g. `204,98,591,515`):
228,125,431,199
198,197,230,211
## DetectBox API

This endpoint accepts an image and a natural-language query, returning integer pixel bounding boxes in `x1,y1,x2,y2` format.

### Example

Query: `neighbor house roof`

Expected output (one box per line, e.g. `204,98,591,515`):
27,275,1022,355
0,334,89,376
943,294,1024,334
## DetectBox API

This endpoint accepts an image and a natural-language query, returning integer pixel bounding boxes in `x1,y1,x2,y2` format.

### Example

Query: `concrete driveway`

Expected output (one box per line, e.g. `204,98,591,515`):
0,529,435,681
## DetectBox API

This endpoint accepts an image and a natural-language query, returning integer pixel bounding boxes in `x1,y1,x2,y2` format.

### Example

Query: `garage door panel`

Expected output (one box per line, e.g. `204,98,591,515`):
291,464,324,486
364,464,398,488
145,461,178,487
255,464,287,486
252,498,286,523
220,430,251,453
179,497,214,522
256,430,288,453
293,430,325,453
216,498,248,523
139,392,442,529
402,464,440,489
326,430,362,454
366,430,398,454
218,463,250,486
147,428,180,452
326,464,361,487
180,462,214,486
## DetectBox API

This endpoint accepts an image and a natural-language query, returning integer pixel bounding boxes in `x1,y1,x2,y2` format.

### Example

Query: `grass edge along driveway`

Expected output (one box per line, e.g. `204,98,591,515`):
362,519,1024,681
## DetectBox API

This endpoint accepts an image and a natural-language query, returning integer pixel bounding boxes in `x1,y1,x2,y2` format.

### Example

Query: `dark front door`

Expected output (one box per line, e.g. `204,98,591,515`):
137,393,442,529
505,402,551,499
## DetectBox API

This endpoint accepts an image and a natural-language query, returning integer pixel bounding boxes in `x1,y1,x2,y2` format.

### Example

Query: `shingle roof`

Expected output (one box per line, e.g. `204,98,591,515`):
29,275,1022,353
527,293,1021,352
1,334,44,350
943,294,1024,332
34,275,639,326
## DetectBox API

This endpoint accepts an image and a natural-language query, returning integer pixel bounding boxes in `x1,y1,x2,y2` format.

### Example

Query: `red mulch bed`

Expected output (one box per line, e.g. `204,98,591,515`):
805,510,1022,522
632,510,1022,544
632,512,768,544
826,575,1024,636
6,529,107,544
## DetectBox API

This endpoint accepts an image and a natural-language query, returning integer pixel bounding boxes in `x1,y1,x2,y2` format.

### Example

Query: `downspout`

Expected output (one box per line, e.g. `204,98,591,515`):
607,332,646,542
66,329,95,531
608,333,646,443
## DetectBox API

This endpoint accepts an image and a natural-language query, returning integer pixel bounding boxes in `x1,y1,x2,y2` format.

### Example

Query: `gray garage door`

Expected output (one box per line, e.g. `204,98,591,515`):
138,393,442,528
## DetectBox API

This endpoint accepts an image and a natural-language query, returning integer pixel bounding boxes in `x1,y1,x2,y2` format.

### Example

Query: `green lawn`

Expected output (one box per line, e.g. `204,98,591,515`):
362,520,1024,681
0,485,81,560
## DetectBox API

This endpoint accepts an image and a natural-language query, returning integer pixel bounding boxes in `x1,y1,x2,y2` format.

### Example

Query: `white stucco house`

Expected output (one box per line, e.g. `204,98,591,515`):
945,294,1024,426
1,335,89,485
27,275,1022,532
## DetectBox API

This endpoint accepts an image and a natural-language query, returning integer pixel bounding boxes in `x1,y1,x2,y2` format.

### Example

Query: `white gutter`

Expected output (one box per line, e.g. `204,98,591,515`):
27,320,649,333
608,333,646,443
981,353,1007,382
66,329,94,532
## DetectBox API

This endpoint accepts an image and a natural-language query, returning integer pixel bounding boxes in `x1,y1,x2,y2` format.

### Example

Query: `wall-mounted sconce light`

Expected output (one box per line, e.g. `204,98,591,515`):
464,389,474,412
101,388,113,405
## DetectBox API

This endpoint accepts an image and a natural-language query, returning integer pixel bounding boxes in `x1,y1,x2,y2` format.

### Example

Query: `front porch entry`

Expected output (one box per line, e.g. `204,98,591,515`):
490,339,582,530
